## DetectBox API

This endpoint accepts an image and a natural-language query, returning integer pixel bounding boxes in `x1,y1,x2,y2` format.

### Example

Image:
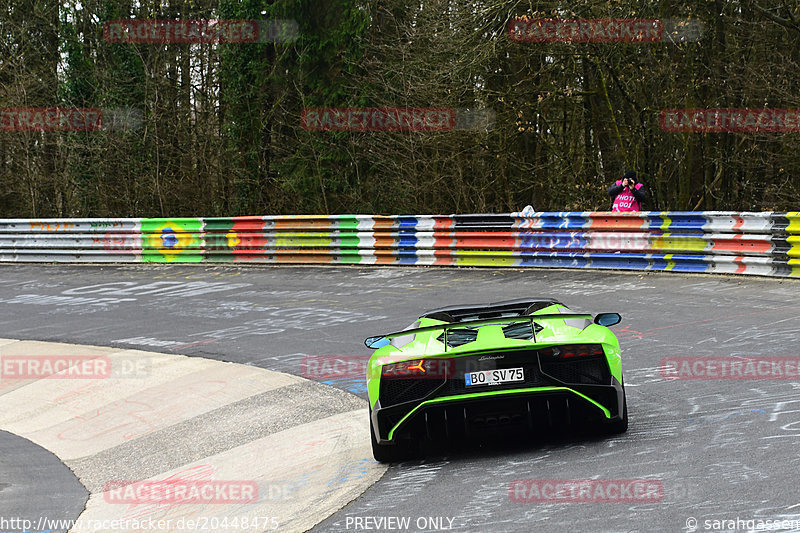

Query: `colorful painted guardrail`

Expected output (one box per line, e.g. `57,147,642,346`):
0,212,797,277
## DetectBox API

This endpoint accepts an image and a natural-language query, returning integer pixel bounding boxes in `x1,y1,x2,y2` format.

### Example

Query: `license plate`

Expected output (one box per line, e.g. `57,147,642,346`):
465,367,524,386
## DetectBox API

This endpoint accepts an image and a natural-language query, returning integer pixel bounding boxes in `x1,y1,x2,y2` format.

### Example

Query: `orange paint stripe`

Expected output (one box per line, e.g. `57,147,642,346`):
373,237,396,248
713,240,772,254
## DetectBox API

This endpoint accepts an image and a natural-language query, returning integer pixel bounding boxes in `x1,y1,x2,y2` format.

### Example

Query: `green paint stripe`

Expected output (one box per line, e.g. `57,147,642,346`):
204,253,236,262
387,386,611,440
334,216,361,230
202,218,236,232
140,218,203,232
335,254,364,264
142,252,204,263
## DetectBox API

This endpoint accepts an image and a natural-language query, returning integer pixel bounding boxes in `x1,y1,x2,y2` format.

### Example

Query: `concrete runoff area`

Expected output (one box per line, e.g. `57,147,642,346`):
1,264,800,532
0,338,385,533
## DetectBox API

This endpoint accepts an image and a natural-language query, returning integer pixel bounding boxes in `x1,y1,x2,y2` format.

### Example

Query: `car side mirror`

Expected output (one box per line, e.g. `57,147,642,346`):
365,336,391,349
594,313,621,327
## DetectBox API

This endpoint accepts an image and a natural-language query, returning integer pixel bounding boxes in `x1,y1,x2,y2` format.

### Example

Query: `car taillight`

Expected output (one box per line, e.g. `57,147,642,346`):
381,359,452,379
540,344,604,358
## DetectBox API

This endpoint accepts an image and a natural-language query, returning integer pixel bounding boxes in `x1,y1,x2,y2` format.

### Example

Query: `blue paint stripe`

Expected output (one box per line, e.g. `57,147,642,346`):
518,233,587,250
518,256,592,268
398,235,418,247
397,217,419,229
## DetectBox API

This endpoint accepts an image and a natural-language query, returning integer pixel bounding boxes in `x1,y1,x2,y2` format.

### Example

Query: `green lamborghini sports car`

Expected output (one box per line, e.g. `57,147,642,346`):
364,298,627,462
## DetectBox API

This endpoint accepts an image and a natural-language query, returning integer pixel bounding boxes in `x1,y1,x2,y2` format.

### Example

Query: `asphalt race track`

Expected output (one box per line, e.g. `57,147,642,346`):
0,430,88,532
1,264,800,533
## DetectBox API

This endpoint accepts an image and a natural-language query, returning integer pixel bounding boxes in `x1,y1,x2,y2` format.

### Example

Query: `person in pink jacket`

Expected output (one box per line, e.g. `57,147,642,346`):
607,170,646,212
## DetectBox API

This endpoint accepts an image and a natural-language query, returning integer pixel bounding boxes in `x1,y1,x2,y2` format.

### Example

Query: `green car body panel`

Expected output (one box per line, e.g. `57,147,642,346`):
367,304,622,409
365,300,626,457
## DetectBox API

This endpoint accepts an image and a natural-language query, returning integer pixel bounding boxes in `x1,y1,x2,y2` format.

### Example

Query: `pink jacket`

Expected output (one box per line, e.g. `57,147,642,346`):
611,181,644,212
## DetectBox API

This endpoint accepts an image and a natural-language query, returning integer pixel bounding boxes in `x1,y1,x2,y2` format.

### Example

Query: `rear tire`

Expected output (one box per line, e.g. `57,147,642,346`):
606,388,628,434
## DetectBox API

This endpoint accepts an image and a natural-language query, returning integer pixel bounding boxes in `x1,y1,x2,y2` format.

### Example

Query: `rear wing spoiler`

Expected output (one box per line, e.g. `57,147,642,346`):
364,313,612,349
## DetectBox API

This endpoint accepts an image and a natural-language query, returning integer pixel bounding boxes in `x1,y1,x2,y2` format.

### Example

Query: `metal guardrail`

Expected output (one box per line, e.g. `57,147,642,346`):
0,212,797,277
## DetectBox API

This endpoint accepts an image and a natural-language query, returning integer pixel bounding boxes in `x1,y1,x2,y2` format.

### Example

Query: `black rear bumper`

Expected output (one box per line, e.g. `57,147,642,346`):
373,346,624,444
372,381,624,444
